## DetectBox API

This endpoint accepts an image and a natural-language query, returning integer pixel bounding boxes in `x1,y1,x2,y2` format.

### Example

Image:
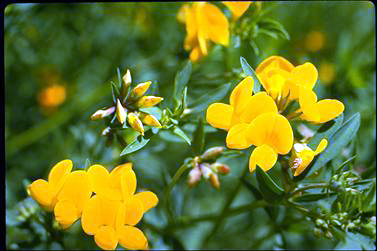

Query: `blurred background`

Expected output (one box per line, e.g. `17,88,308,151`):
5,2,375,250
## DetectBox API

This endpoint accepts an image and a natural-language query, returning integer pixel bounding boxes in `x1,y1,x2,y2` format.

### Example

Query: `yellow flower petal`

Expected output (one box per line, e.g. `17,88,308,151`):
57,171,92,215
109,163,133,195
87,164,110,192
120,167,137,198
134,191,159,213
315,99,345,123
315,139,328,155
81,195,102,235
223,1,252,20
256,56,295,74
226,123,251,149
118,226,148,250
230,76,254,114
48,159,73,195
288,62,318,99
94,225,118,250
123,197,144,226
28,179,54,211
189,46,203,62
249,145,278,172
206,103,233,130
239,92,278,123
247,113,293,154
54,199,80,229
293,150,315,177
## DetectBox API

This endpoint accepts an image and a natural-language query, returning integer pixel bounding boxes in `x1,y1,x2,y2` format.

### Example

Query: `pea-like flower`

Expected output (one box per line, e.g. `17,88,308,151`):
206,76,278,149
291,139,328,176
298,86,344,123
223,1,253,20
82,163,158,250
177,2,229,62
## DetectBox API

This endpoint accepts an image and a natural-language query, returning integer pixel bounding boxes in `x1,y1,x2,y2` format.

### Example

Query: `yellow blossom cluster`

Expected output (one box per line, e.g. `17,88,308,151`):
28,159,158,250
177,2,252,62
206,56,344,176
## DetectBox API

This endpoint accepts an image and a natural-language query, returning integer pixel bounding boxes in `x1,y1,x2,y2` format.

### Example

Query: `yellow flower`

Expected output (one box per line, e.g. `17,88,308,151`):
82,163,158,250
256,56,318,103
246,113,294,172
298,86,344,123
291,139,328,176
305,31,326,52
223,1,252,20
178,2,229,62
28,159,73,212
38,85,66,108
206,77,278,148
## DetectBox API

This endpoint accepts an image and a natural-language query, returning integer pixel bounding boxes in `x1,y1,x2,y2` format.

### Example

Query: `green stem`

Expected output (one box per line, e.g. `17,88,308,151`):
286,109,303,120
201,162,249,247
290,183,328,196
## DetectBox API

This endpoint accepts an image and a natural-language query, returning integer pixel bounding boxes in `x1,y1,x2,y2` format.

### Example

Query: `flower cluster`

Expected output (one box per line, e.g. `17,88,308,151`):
28,159,158,250
177,2,252,62
206,56,344,176
91,69,163,136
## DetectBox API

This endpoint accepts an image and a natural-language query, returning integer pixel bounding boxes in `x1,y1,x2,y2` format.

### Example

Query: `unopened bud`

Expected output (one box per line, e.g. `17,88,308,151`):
137,96,163,108
200,163,213,179
209,173,220,190
102,127,111,136
116,99,127,124
123,69,132,88
201,147,225,161
129,81,152,100
313,227,323,238
188,166,202,187
127,112,144,135
210,162,230,175
324,231,333,239
91,106,116,120
139,113,162,128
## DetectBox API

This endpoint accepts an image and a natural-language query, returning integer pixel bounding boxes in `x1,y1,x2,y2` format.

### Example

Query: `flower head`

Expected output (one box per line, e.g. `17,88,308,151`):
223,1,252,20
38,85,66,108
178,2,229,62
291,139,328,176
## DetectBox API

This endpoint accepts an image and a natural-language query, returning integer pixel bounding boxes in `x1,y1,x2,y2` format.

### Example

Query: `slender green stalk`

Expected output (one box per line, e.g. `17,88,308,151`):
290,183,328,196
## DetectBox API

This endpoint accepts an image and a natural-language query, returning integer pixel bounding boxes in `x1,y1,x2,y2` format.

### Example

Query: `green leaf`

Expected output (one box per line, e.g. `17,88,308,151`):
292,192,335,203
111,81,120,104
172,126,191,145
241,177,263,200
120,136,150,156
309,114,343,149
258,18,290,40
255,166,284,202
307,113,361,177
240,57,262,93
361,180,376,213
84,158,91,170
189,84,231,113
174,61,192,104
191,116,205,155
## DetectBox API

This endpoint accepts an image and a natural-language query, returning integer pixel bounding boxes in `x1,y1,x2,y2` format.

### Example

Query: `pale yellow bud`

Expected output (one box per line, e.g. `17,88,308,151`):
116,99,127,124
127,112,144,135
123,69,132,88
130,81,152,99
210,163,230,175
140,113,161,128
90,106,115,120
136,96,164,108
209,173,220,190
188,166,202,187
201,147,225,161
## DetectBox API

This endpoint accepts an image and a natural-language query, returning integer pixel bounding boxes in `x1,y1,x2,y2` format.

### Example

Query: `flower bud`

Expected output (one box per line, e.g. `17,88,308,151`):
200,147,225,161
209,173,220,190
127,112,144,135
324,231,333,239
188,166,202,187
123,69,132,89
313,227,323,238
136,96,163,108
101,127,111,136
210,163,230,175
116,99,127,124
200,163,213,180
139,112,162,128
90,106,115,120
129,81,152,100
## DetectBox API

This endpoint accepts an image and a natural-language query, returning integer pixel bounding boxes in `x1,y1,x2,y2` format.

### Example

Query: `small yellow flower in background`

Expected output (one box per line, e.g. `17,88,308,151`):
206,76,278,148
298,86,345,123
246,113,293,172
178,2,229,62
223,1,253,20
291,139,328,176
319,62,336,85
305,30,326,52
38,84,66,108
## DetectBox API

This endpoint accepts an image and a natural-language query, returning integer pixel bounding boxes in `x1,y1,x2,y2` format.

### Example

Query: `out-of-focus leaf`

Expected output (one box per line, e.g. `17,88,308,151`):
174,61,192,102
172,126,191,145
334,232,375,250
111,81,120,104
255,166,284,202
257,18,290,40
120,136,150,156
309,114,344,149
84,158,91,170
241,177,263,200
361,180,376,213
240,57,261,93
307,113,361,177
292,192,335,203
189,84,231,113
191,116,205,155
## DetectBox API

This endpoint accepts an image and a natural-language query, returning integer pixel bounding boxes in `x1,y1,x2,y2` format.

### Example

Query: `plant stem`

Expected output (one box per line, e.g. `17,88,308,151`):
200,162,249,247
290,183,328,196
